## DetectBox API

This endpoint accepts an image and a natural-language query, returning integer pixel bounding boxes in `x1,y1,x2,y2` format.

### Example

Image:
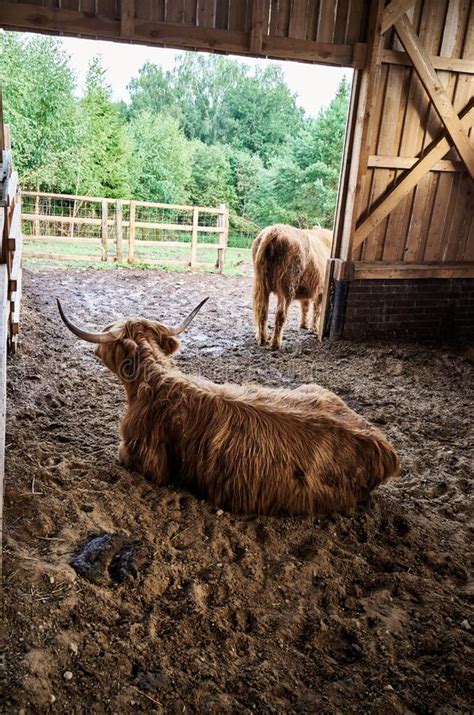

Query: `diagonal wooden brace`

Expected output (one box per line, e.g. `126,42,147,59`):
381,0,416,34
394,13,474,180
353,101,474,250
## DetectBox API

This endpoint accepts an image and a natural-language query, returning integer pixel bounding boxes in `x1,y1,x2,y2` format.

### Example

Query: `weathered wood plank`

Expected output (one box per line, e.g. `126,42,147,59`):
368,155,463,171
353,261,474,279
334,0,385,265
288,0,307,39
316,0,336,43
382,49,474,73
120,0,135,37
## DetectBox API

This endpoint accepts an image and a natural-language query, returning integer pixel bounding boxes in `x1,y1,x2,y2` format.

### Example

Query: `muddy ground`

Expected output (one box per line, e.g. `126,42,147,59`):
3,268,473,714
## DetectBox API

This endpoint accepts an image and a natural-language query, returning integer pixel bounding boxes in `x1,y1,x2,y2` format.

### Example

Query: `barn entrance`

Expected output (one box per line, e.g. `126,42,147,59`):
1,0,472,343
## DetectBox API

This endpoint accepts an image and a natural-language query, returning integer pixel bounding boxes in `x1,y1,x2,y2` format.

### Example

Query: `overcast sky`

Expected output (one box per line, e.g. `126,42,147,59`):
56,35,352,117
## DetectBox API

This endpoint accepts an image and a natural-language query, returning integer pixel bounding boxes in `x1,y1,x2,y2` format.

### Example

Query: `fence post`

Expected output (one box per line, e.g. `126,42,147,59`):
34,194,40,238
101,199,108,262
216,203,227,274
191,206,199,269
115,199,123,263
128,200,136,263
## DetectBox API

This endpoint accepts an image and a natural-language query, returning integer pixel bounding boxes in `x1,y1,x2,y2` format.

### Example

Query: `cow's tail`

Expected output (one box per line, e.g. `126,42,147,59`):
253,227,304,302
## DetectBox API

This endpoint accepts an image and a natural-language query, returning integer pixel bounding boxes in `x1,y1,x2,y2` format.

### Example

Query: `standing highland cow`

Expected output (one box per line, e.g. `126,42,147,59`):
252,225,332,349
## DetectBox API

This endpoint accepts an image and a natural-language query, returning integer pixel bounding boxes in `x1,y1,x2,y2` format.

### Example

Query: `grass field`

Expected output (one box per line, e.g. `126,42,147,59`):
23,238,253,276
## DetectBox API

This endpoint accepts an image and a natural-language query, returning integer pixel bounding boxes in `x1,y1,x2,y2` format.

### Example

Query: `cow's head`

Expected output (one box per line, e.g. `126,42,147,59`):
57,298,208,384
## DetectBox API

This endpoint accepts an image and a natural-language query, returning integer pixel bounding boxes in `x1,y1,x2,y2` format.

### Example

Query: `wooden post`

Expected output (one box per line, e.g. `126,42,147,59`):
34,194,40,238
128,200,136,263
0,264,7,579
191,206,199,269
216,203,227,274
101,199,108,261
115,199,123,263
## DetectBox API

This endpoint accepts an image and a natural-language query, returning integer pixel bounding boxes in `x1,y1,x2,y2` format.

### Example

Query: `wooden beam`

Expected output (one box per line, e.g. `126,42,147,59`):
120,0,134,38
367,155,463,172
382,49,474,74
0,3,367,68
336,0,385,262
353,261,474,280
261,36,363,67
381,0,415,34
249,0,265,53
394,13,474,180
354,102,474,249
0,263,7,578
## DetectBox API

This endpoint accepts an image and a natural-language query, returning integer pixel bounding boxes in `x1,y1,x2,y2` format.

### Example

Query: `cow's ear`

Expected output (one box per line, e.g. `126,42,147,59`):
160,334,180,355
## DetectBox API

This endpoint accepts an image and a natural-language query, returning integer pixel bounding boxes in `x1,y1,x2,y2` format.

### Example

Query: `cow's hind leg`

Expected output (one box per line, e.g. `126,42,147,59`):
271,294,291,350
253,283,270,346
300,299,310,329
312,293,323,332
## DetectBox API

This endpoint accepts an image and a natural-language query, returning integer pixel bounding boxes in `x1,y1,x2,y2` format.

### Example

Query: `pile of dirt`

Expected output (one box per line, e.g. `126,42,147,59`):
3,268,473,713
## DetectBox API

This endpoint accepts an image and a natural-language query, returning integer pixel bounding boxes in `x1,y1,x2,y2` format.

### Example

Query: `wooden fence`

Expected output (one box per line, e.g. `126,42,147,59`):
1,113,22,577
22,192,229,272
1,127,22,353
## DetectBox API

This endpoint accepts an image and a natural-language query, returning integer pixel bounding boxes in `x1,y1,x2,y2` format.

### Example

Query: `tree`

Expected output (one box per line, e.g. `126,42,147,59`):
78,58,132,197
128,111,191,203
128,61,175,117
188,142,234,208
248,76,350,228
221,65,304,165
0,33,80,191
228,148,264,218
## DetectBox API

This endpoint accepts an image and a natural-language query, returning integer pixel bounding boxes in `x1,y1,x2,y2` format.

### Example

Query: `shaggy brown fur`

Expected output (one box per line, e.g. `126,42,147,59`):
84,316,400,516
252,224,332,349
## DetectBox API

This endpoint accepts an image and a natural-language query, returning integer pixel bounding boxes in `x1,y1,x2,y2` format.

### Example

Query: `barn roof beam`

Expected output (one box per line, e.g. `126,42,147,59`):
0,2,367,68
394,13,474,180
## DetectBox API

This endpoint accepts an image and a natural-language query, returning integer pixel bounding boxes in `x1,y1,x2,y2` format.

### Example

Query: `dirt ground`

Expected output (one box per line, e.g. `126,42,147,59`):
3,268,473,714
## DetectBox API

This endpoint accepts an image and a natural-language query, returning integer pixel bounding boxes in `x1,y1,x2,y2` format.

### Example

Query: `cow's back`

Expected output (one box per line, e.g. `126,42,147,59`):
252,224,313,296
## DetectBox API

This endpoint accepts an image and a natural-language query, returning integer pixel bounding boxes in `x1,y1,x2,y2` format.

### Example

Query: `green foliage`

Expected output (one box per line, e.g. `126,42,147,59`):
188,141,234,207
2,32,350,232
228,149,264,217
78,58,131,197
248,76,350,228
0,33,80,191
221,65,304,165
128,111,191,203
128,61,175,117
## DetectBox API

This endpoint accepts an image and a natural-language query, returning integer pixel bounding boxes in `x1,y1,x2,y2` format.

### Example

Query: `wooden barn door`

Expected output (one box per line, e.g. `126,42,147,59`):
321,0,474,338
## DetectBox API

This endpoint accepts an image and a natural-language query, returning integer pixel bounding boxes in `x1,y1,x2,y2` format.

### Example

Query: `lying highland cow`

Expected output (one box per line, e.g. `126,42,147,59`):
252,224,332,349
58,298,399,516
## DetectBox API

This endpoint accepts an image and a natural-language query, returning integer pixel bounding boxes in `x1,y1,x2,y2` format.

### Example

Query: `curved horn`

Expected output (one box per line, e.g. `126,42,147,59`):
171,297,209,335
57,299,118,344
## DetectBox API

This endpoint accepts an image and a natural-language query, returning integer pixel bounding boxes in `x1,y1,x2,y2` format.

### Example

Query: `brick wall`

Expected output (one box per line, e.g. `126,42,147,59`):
342,278,474,342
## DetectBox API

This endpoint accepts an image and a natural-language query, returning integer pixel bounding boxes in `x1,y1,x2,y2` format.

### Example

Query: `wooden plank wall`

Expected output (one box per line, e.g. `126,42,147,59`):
0,0,370,67
352,0,473,270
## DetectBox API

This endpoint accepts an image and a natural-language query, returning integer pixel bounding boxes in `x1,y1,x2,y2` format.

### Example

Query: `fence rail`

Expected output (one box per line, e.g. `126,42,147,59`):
21,192,229,272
